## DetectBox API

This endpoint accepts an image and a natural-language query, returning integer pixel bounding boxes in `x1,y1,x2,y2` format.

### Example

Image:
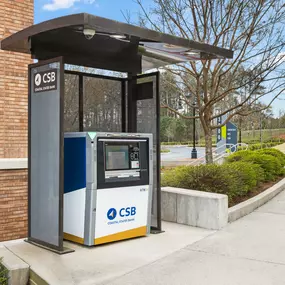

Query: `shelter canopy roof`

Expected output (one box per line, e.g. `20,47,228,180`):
1,13,233,73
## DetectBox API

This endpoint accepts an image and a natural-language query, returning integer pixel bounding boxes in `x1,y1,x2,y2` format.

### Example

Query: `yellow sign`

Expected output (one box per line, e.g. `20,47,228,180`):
221,125,227,139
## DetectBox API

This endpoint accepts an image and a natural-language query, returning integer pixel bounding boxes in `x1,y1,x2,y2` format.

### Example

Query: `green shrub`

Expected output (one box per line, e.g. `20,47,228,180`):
256,148,285,167
248,143,262,150
221,162,264,197
0,258,8,285
225,150,254,163
162,148,285,204
162,165,194,188
162,162,264,203
243,153,283,181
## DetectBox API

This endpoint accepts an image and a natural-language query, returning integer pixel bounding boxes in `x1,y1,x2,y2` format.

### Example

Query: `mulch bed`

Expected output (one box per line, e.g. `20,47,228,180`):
230,176,285,207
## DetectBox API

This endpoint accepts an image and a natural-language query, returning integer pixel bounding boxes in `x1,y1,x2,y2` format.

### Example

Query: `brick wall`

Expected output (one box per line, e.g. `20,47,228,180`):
0,170,28,241
0,0,33,241
0,0,33,158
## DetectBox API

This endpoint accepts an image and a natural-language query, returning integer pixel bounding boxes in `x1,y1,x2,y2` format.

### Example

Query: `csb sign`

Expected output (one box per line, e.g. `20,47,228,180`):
33,69,58,93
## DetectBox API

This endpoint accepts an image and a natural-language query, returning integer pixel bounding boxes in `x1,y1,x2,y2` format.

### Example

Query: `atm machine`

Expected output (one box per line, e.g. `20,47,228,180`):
63,132,153,246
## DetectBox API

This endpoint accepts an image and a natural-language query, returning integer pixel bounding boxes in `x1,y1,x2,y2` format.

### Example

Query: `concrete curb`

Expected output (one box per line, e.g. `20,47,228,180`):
0,246,29,285
30,269,50,285
228,177,285,223
161,187,228,230
161,160,195,167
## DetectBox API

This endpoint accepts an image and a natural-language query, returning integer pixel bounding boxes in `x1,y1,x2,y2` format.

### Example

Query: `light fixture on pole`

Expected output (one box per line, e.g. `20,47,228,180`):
191,101,198,159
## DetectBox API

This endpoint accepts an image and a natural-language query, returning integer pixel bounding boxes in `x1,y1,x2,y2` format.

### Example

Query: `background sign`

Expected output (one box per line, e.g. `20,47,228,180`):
217,116,238,154
226,122,238,151
216,115,227,154
28,58,64,251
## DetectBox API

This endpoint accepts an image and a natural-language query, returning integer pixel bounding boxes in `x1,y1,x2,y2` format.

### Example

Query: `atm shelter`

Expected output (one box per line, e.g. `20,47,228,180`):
1,13,233,252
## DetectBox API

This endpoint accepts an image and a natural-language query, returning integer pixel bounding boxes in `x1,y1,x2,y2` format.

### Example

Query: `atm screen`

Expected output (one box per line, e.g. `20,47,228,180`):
105,145,129,170
97,138,148,187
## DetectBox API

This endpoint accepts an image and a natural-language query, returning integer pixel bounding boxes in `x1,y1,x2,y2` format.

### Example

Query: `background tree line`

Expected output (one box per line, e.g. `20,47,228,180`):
134,0,285,162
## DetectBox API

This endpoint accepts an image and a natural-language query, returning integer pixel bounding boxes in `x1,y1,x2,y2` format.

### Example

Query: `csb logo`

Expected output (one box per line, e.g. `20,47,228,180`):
107,208,117,220
35,74,41,86
34,70,57,87
119,207,136,217
107,207,136,220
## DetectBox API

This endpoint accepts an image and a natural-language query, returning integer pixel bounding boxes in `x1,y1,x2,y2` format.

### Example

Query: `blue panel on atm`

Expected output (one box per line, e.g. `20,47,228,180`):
64,137,86,194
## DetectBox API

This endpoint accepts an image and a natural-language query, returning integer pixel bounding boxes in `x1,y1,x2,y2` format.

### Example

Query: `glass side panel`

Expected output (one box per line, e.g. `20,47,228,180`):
136,74,159,229
83,77,122,132
64,73,79,132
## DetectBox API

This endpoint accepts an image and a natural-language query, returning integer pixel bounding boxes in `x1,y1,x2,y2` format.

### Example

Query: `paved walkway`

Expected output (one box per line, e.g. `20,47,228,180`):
3,189,285,285
106,190,285,285
274,142,285,153
2,222,214,285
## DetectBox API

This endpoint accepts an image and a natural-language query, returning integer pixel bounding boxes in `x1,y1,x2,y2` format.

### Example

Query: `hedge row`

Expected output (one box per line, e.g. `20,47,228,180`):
162,148,285,204
161,138,284,147
244,137,285,145
161,141,215,146
246,141,283,150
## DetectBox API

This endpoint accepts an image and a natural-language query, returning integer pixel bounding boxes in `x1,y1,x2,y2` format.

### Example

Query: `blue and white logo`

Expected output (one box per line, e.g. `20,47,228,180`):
107,208,117,220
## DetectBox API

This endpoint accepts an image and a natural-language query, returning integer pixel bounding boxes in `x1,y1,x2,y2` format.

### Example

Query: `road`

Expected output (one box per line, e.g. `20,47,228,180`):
161,146,206,161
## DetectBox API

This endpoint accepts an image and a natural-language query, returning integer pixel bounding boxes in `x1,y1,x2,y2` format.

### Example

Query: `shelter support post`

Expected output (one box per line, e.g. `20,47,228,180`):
132,71,162,232
121,79,126,132
127,73,137,133
79,74,83,132
155,72,162,232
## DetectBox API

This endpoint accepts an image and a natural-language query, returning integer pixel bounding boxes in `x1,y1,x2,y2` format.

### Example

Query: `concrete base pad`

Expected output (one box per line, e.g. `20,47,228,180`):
25,239,74,255
3,222,214,285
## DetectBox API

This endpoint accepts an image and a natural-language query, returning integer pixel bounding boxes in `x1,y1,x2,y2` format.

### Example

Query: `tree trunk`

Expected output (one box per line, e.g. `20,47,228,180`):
239,117,242,143
205,129,213,164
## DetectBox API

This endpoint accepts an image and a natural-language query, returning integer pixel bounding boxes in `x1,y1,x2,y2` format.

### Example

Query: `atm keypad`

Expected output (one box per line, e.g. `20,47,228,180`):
129,145,140,168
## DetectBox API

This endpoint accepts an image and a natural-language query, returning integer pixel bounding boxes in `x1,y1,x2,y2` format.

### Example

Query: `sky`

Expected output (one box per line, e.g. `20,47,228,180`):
34,0,285,117
34,0,150,24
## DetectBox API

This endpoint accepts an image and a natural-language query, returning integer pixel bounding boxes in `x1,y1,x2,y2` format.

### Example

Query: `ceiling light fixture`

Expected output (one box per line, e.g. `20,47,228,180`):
185,51,197,56
110,34,126,39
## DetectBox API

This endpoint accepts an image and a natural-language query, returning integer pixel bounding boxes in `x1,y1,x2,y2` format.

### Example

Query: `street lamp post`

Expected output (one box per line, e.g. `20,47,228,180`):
259,111,262,143
191,103,198,159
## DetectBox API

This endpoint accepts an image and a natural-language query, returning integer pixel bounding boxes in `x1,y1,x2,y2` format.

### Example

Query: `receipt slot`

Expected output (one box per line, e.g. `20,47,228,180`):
63,132,153,246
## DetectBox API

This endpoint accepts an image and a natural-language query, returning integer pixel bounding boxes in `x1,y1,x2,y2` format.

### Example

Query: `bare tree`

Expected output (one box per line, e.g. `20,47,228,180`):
135,0,285,163
64,73,79,131
64,68,123,133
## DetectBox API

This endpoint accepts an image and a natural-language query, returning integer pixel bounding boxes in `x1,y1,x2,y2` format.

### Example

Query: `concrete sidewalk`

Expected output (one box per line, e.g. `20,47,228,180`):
274,142,285,153
106,190,285,285
4,190,285,285
2,222,215,285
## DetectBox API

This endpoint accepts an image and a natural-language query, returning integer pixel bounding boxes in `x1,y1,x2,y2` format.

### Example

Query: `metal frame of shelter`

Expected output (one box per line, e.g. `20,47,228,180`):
1,13,233,253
